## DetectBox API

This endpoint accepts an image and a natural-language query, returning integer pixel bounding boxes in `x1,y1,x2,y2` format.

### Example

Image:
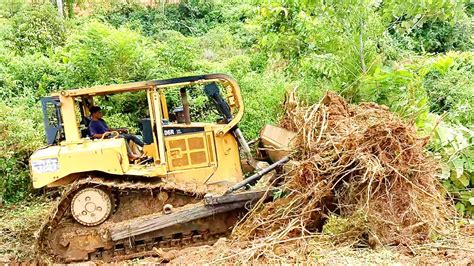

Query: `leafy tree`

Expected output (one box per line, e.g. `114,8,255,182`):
395,20,472,53
59,21,159,88
4,3,66,55
423,53,473,126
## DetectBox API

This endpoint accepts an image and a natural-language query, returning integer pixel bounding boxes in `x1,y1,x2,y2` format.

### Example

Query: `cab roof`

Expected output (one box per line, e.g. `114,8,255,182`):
52,74,236,97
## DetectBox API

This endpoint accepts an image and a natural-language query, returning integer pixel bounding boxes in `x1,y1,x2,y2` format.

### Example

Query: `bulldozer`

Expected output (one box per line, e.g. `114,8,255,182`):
29,74,294,262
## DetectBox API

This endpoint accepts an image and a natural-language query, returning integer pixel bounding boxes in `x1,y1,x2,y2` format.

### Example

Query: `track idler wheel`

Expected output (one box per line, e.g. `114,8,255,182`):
70,187,112,226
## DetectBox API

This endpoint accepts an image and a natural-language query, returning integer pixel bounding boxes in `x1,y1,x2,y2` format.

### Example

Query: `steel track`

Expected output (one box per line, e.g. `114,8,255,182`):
36,176,241,263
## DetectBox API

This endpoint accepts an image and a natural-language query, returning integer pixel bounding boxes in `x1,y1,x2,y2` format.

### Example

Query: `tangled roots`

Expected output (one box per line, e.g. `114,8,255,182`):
234,91,454,248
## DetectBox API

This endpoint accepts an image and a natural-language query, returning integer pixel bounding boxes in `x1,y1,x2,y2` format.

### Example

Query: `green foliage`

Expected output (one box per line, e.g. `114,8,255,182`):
99,0,254,37
391,20,473,53
165,0,225,35
0,52,65,98
383,0,472,54
197,26,245,63
0,0,472,212
154,30,200,75
358,52,473,127
381,0,465,32
59,21,159,87
238,72,287,138
254,0,387,102
357,66,430,123
95,91,148,132
98,3,169,36
0,101,44,203
421,115,474,217
0,0,26,18
3,3,66,55
423,53,473,126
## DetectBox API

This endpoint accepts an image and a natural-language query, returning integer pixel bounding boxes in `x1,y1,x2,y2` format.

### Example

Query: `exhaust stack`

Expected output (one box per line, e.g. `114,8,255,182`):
180,87,191,125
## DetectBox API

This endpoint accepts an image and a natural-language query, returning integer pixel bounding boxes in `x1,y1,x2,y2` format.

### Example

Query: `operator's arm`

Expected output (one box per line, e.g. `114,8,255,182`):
92,133,104,139
101,119,127,133
110,127,128,133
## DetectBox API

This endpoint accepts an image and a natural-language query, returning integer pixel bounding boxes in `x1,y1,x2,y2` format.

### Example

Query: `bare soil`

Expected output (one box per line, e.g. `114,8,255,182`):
1,199,472,265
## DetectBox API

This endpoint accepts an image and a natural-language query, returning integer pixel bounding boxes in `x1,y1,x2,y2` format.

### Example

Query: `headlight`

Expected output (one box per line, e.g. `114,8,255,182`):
31,158,59,174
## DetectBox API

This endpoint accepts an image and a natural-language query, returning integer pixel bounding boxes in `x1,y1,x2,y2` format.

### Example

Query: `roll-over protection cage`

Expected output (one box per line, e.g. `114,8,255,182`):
39,74,244,146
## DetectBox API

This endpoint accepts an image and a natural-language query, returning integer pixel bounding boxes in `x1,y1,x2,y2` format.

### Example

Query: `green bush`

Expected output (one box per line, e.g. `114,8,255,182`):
357,52,473,128
0,53,65,98
153,30,201,75
0,101,44,203
391,20,473,53
100,0,241,37
421,115,474,217
59,21,159,88
98,3,169,37
357,66,430,123
224,55,252,80
238,72,287,139
423,53,473,126
95,91,148,131
0,0,26,18
197,27,242,62
3,3,66,55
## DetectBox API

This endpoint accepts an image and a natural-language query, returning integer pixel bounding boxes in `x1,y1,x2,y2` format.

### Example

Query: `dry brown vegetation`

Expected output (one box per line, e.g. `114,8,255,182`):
168,91,463,263
240,91,454,244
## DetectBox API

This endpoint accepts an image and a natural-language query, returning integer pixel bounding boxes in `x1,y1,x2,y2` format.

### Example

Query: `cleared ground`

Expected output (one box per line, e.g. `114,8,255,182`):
0,199,472,264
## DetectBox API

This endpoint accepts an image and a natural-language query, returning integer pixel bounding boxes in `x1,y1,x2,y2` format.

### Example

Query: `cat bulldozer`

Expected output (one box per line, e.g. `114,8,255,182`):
29,74,293,262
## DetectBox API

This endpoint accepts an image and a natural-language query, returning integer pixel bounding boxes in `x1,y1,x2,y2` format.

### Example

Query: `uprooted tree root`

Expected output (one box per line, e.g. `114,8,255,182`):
155,91,459,264
214,91,456,263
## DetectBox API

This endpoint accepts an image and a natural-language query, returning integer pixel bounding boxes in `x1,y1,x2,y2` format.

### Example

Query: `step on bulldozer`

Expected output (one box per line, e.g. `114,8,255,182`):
29,74,294,262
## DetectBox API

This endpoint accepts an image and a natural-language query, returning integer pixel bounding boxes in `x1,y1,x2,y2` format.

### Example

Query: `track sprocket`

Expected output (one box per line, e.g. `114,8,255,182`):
71,187,113,226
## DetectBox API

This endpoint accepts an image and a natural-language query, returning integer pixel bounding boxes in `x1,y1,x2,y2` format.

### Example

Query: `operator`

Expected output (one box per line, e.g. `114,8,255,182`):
88,106,144,160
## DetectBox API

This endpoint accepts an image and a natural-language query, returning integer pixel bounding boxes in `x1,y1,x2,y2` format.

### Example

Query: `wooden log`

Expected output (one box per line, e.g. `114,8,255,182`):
110,201,245,241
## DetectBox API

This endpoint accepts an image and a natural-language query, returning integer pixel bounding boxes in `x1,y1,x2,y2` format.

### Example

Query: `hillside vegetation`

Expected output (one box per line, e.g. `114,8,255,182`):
0,0,472,218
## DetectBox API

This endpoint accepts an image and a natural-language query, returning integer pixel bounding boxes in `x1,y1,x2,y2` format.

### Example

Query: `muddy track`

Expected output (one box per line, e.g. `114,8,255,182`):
36,176,242,263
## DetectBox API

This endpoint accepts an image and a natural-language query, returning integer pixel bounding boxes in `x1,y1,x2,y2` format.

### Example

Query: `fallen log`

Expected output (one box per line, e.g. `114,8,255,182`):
110,201,244,241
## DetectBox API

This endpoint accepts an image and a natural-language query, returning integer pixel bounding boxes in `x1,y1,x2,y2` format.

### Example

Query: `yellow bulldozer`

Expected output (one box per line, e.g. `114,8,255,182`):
29,74,294,262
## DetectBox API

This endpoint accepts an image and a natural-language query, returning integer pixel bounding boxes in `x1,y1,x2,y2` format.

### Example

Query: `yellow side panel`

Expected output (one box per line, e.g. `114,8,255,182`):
166,166,217,185
206,132,243,184
30,139,129,188
164,131,242,185
164,132,215,171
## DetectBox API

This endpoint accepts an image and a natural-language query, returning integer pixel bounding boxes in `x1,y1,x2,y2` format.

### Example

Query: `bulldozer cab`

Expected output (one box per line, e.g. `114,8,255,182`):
41,95,93,145
31,74,247,189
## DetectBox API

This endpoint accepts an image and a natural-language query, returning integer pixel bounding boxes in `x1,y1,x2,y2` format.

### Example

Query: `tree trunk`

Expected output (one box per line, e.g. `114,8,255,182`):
56,0,64,17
